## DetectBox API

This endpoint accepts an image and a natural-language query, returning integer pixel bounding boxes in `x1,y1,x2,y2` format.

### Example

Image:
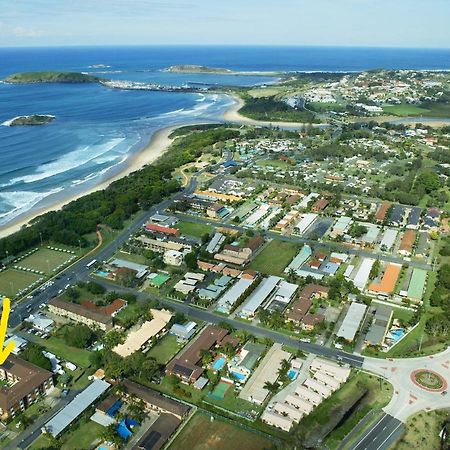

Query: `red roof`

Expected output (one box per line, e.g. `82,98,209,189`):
80,298,127,317
145,223,180,236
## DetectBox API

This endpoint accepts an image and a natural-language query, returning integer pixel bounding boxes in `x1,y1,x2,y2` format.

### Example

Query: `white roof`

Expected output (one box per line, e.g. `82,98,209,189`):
295,213,318,235
304,378,333,397
380,228,398,250
45,379,110,437
216,278,254,313
353,258,375,289
285,394,314,414
240,276,281,317
336,302,367,341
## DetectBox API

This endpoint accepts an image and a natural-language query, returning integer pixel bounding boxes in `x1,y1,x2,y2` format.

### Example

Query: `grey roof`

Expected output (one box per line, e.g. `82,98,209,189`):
407,207,422,226
45,379,110,437
336,302,367,341
389,204,404,223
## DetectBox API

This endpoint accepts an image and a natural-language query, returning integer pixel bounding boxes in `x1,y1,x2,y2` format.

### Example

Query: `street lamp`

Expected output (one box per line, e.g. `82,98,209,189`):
39,232,43,247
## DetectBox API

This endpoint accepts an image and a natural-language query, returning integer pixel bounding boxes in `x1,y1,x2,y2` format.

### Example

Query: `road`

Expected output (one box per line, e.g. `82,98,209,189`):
349,413,404,450
172,213,432,270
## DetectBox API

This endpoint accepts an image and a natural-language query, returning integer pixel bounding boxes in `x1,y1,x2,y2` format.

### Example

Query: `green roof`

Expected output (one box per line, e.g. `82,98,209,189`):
149,273,170,287
407,269,427,300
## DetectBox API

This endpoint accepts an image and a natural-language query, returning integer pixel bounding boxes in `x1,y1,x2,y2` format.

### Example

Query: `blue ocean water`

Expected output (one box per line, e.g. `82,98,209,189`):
1,45,450,228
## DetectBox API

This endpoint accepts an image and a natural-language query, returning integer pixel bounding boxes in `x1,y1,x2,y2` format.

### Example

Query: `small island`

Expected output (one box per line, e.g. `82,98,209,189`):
3,115,56,126
163,64,233,74
4,71,103,84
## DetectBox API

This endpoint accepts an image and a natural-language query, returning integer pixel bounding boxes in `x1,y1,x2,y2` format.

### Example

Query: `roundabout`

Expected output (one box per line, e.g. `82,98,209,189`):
410,369,448,392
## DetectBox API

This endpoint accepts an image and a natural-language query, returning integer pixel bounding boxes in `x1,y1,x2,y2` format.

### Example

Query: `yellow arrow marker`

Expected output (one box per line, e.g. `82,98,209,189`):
0,298,15,364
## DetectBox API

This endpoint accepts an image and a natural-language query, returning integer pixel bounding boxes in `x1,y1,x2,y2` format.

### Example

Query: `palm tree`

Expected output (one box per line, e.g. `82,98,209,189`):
263,381,279,394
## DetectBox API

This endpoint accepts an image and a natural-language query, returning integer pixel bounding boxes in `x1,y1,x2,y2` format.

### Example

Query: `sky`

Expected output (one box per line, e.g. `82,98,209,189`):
0,0,449,48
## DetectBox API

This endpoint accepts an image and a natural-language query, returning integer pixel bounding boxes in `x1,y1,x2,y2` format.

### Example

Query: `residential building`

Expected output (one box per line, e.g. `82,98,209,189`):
365,304,393,347
48,298,114,331
145,223,180,237
0,356,53,419
399,230,417,256
336,302,367,342
163,250,184,266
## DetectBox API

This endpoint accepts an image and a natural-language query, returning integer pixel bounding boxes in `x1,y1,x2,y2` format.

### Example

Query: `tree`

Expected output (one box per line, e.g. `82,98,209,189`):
21,343,52,371
86,282,106,295
184,251,198,270
263,381,279,394
64,324,95,348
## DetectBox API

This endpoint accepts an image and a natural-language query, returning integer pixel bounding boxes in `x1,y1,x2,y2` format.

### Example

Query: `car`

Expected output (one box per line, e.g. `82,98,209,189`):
441,391,447,396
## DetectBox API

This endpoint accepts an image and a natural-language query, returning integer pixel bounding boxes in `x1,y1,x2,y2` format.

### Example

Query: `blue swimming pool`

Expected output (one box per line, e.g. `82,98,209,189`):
390,328,405,341
231,371,246,381
95,270,109,278
212,357,226,371
288,369,298,380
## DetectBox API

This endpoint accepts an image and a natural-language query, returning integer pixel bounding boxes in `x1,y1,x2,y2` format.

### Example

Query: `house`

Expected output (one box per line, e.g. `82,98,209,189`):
336,302,367,342
375,201,391,222
136,235,192,255
368,263,401,296
415,232,430,258
166,325,230,383
81,298,127,317
48,298,114,331
228,342,265,381
206,203,229,219
406,207,422,229
311,198,329,212
24,314,54,332
170,321,197,341
261,410,294,432
44,380,110,437
145,223,180,237
310,357,351,383
365,304,393,347
285,284,330,325
113,309,173,357
0,355,54,419
214,235,264,267
399,230,417,256
123,380,189,419
163,250,184,266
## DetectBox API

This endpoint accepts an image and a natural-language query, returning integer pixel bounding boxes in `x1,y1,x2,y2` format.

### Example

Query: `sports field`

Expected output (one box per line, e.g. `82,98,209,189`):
18,248,75,274
382,104,430,116
0,269,42,297
250,240,300,276
169,412,274,450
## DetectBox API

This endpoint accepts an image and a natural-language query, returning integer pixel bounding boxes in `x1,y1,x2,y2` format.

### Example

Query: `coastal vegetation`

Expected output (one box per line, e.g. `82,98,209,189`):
6,114,55,126
238,94,318,123
0,127,239,260
4,71,102,83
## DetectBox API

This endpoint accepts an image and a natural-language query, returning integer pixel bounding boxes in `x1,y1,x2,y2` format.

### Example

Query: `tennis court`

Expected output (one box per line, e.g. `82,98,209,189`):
209,381,233,400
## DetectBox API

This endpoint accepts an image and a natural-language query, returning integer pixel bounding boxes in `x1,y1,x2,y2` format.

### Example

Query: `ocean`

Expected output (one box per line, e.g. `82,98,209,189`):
1,45,450,229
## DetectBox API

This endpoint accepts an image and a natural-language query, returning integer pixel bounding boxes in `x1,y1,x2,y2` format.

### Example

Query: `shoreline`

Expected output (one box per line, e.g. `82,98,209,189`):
0,92,325,239
0,124,186,239
223,94,325,129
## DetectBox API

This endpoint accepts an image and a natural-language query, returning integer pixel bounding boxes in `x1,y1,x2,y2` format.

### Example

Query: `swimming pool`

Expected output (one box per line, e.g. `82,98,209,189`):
288,369,298,380
389,328,405,341
212,357,226,371
231,371,246,381
95,270,109,278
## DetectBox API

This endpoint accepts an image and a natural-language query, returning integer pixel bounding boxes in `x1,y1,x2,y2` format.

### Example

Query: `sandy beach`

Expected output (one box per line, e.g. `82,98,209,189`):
0,124,183,239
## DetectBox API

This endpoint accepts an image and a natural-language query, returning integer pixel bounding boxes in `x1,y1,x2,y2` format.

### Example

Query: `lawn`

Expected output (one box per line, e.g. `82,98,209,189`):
113,250,147,265
0,269,42,297
19,248,75,274
175,220,212,238
250,240,300,276
146,334,182,364
169,411,274,450
256,158,291,169
61,420,104,450
33,335,92,368
394,409,449,450
382,104,430,116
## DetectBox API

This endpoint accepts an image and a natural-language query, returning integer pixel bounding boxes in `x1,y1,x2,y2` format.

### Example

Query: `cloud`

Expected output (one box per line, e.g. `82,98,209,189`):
12,26,42,37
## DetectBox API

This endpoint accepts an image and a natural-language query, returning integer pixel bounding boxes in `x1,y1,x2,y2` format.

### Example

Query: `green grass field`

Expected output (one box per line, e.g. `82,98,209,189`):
169,411,274,450
175,220,212,238
33,335,92,368
394,409,449,450
382,104,431,116
0,269,42,297
19,248,74,274
256,158,291,169
250,240,300,276
146,334,182,364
